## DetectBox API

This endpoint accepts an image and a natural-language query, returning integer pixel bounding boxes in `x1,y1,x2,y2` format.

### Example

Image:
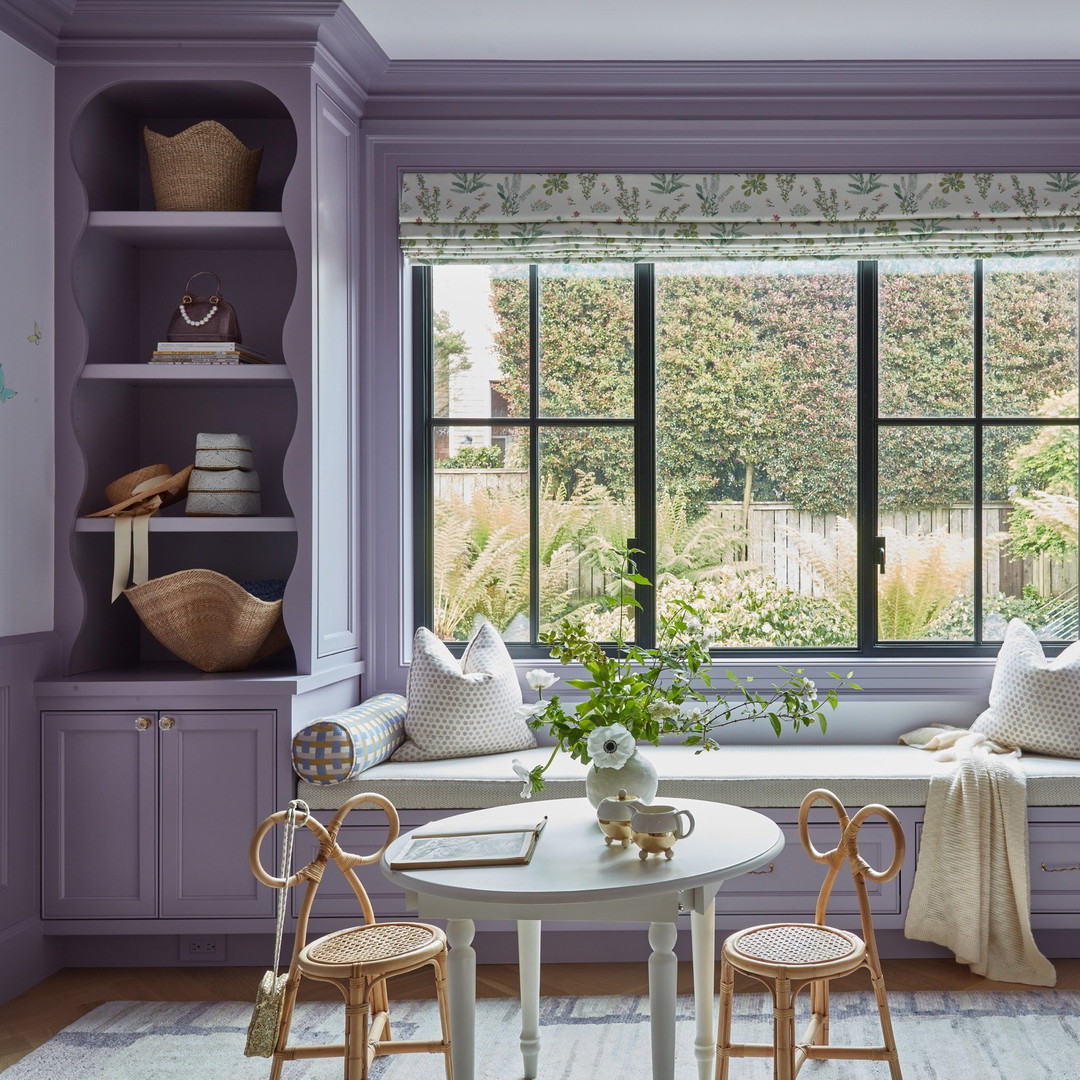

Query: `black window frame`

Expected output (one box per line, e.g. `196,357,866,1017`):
413,259,1080,659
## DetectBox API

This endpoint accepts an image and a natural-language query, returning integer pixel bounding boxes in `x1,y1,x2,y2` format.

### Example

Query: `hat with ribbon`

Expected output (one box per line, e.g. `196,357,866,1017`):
87,464,193,601
87,464,194,518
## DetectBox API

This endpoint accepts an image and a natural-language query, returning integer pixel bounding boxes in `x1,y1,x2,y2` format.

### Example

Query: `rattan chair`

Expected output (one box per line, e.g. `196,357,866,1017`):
249,792,452,1080
715,788,905,1080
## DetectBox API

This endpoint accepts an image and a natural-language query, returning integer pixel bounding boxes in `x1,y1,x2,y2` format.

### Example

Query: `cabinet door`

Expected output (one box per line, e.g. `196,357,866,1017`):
42,712,158,919
158,711,276,918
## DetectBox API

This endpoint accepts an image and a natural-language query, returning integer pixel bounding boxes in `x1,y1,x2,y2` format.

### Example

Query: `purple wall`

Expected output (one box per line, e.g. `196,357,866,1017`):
355,60,1080,697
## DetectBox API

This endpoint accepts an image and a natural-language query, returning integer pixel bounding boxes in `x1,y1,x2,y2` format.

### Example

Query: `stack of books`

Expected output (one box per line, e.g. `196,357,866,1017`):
149,342,268,365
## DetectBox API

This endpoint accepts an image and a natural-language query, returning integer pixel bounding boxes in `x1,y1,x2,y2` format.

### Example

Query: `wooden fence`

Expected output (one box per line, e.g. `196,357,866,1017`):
434,471,1075,600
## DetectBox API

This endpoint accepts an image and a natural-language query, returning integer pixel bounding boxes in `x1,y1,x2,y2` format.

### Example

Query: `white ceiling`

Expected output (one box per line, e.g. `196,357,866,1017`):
347,0,1079,61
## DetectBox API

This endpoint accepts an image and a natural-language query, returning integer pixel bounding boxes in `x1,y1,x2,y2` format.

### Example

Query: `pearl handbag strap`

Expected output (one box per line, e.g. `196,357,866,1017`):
271,800,309,976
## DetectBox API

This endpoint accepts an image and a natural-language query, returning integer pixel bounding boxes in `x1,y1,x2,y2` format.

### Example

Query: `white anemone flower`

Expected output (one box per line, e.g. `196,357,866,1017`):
517,700,550,720
512,758,534,799
586,723,636,769
525,669,559,692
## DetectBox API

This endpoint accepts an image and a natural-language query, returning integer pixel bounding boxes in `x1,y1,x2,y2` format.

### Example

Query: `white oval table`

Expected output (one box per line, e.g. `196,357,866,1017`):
382,796,784,1080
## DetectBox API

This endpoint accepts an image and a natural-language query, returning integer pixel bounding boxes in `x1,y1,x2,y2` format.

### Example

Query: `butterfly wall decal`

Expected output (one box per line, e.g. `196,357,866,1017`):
0,365,16,403
26,321,42,345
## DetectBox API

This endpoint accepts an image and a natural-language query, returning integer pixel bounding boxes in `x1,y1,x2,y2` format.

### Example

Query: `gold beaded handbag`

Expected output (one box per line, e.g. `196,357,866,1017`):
166,271,242,343
244,800,309,1058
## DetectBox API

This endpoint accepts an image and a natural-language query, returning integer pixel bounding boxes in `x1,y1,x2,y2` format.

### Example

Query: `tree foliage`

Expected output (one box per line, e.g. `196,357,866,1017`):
487,264,1078,518
1006,389,1079,557
433,308,471,416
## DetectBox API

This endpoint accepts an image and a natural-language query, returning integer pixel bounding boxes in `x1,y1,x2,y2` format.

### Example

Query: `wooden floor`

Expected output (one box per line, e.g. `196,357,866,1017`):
1,958,1078,1072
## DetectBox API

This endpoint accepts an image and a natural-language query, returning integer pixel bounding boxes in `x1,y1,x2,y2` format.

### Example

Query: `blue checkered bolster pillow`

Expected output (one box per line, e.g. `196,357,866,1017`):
292,694,407,784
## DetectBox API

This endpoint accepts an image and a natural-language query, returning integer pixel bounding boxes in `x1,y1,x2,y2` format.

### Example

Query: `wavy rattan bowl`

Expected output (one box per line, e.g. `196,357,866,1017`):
143,121,263,212
124,569,288,672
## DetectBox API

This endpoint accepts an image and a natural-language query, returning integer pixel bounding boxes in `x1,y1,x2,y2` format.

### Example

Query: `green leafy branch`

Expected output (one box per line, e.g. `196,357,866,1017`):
518,547,860,794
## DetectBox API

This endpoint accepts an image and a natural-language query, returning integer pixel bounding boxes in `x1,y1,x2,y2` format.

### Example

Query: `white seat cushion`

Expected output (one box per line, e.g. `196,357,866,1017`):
298,742,1080,810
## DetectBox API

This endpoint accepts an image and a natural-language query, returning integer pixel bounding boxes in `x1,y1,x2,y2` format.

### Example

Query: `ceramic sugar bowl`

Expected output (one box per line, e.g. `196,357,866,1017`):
630,804,695,860
595,790,645,848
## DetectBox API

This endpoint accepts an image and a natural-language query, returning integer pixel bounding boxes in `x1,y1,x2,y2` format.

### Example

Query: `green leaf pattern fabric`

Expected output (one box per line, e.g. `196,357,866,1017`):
399,171,1080,262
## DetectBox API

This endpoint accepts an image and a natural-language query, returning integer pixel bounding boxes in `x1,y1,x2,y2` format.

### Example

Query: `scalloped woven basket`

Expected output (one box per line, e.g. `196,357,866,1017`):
143,121,263,211
124,569,288,672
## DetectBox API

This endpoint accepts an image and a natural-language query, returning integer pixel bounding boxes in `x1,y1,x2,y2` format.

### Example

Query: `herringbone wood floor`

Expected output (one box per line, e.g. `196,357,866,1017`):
1,958,1078,1072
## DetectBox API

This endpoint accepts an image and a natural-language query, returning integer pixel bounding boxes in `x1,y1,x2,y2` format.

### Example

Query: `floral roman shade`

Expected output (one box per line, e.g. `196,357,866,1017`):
399,171,1080,262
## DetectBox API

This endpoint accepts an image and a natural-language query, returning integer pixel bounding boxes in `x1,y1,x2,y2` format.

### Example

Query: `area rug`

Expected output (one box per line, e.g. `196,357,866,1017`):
4,991,1080,1079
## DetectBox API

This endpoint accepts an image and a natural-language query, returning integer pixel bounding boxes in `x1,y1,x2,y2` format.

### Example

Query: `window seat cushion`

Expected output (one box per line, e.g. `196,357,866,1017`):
295,741,1080,811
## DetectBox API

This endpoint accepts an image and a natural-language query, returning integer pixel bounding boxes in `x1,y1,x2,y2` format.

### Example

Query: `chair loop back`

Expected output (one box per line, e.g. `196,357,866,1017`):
249,792,401,956
797,787,906,938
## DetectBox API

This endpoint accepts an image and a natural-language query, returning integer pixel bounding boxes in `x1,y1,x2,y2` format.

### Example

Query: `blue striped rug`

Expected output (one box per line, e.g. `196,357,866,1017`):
4,991,1079,1079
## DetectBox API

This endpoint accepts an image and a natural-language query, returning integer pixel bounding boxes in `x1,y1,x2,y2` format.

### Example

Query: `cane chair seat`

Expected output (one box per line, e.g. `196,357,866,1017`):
715,789,905,1080
250,794,452,1080
301,921,447,976
725,923,864,978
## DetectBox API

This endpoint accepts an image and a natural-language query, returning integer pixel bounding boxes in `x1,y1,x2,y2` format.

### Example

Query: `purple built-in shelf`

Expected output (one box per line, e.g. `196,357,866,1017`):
81,364,290,385
35,660,365,697
87,210,289,250
75,516,296,532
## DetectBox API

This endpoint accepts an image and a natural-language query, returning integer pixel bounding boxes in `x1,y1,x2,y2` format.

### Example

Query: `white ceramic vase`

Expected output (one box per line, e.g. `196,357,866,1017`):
585,749,658,808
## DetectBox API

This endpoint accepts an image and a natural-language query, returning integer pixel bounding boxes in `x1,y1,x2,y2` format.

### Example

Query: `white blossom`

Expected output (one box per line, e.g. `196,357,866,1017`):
511,758,534,799
525,669,559,691
586,723,636,769
517,700,550,720
647,700,680,721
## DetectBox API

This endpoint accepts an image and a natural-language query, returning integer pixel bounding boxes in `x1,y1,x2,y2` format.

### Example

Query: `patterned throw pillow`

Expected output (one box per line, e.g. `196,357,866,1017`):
970,618,1080,758
291,694,407,784
392,618,534,761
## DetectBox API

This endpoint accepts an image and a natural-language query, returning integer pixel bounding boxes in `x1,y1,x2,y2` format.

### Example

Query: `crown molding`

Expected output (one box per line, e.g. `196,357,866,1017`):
316,3,389,100
364,58,1080,122
52,0,387,102
0,0,72,61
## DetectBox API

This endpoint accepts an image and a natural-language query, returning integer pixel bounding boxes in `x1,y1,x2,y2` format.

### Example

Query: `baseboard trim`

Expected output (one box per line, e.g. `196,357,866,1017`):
51,925,1080,970
0,918,61,1004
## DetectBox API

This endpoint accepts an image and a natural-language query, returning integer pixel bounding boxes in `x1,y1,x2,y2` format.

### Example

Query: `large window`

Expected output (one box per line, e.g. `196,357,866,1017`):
414,257,1079,655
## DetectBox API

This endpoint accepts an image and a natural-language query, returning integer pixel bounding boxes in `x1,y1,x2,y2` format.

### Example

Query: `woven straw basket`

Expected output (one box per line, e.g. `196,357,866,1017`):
124,569,288,672
143,121,263,212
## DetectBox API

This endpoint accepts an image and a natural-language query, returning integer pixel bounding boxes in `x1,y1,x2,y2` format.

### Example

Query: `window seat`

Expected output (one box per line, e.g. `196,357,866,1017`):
296,742,1080,811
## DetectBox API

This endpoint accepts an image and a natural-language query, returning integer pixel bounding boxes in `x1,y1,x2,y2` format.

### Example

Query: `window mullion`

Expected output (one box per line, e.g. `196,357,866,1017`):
634,263,657,646
529,265,541,644
413,264,434,633
857,260,879,651
973,260,985,645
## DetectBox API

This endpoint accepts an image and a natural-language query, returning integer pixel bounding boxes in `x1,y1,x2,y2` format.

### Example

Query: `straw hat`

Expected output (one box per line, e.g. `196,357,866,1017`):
88,464,194,517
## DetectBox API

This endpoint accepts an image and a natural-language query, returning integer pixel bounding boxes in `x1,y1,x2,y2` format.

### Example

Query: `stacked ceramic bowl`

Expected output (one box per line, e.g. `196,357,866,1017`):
185,432,261,516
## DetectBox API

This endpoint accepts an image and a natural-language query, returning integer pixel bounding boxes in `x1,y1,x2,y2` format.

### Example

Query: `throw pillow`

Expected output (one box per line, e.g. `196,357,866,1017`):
970,618,1080,758
392,618,534,761
291,693,407,784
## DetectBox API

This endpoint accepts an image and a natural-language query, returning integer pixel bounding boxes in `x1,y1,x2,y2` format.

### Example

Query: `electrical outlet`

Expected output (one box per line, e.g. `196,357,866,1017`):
180,936,226,961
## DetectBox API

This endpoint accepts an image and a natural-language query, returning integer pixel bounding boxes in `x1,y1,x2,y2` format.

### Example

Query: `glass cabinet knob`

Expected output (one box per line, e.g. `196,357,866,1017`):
135,716,153,731
159,715,176,730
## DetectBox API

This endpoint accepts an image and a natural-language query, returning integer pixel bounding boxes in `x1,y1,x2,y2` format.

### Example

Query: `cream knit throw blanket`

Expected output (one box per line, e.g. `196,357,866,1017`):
900,725,1055,986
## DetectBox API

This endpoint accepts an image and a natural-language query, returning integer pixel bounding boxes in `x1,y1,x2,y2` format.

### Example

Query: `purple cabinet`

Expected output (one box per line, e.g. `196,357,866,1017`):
43,710,276,920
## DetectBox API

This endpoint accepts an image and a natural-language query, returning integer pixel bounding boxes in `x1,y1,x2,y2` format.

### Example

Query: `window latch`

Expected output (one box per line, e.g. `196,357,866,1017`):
874,535,887,575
